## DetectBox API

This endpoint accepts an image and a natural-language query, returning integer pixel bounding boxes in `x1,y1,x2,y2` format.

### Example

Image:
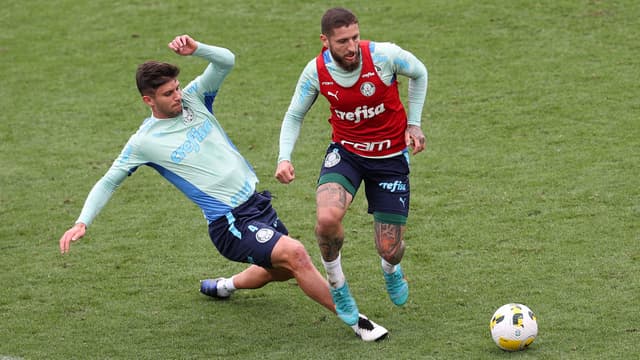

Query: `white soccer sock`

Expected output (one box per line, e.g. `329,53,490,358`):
381,258,397,274
322,253,346,289
218,276,236,297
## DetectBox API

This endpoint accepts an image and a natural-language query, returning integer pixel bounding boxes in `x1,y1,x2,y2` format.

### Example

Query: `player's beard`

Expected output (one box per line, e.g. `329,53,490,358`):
169,103,183,118
332,48,360,72
160,100,183,118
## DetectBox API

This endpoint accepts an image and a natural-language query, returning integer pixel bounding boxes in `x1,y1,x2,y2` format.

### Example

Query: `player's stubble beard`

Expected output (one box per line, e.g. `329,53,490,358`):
169,102,183,118
332,48,361,72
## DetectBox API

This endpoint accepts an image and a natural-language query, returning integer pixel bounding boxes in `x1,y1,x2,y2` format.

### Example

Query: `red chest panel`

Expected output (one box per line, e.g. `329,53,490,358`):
316,41,407,157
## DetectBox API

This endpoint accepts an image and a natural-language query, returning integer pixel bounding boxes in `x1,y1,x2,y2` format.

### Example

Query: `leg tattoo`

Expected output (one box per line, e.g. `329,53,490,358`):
316,183,350,261
374,222,405,265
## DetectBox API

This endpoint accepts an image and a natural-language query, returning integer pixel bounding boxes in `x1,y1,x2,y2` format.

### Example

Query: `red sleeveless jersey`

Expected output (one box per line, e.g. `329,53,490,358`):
316,40,408,157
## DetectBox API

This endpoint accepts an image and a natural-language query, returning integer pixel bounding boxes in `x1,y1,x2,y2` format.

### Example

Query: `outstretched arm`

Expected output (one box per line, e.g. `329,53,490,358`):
174,35,235,112
58,180,110,254
58,167,128,254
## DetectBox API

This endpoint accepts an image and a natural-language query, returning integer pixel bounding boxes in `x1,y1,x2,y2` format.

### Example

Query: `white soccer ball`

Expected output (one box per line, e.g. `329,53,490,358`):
489,303,538,351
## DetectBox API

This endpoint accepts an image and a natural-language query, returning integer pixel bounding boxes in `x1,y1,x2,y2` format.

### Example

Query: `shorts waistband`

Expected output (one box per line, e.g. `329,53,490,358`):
209,191,271,227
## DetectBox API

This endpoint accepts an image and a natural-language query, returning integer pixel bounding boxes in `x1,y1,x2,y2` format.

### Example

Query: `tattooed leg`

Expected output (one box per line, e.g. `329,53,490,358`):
315,183,352,261
374,222,406,265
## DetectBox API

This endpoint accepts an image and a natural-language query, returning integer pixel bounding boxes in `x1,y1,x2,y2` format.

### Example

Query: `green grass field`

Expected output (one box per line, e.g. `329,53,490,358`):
1,0,638,359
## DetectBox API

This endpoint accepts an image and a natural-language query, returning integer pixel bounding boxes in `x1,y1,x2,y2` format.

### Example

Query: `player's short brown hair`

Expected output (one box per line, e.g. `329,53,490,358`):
135,61,180,96
321,7,358,37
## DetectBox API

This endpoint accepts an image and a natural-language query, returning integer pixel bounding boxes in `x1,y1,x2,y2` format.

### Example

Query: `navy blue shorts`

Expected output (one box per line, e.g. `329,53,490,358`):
208,191,288,268
318,143,410,224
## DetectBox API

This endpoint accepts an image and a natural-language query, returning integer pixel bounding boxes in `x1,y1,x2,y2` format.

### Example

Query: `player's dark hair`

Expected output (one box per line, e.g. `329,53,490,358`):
321,7,358,36
136,61,180,96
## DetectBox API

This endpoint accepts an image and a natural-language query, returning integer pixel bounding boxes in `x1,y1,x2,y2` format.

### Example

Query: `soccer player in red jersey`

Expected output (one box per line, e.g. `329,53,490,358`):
275,7,428,331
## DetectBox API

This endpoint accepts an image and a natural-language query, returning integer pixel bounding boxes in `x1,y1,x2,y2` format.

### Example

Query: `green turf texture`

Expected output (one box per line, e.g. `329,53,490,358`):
1,0,638,359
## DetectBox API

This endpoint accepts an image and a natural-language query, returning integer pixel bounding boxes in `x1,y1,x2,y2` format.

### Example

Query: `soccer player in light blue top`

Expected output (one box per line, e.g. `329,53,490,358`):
58,34,387,341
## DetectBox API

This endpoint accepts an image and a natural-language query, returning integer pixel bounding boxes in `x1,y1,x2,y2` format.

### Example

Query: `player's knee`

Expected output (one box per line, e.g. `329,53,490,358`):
282,238,314,271
315,212,341,237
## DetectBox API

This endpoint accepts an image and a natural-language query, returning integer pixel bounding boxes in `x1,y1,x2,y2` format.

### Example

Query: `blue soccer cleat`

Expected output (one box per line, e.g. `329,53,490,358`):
331,282,359,326
383,264,409,306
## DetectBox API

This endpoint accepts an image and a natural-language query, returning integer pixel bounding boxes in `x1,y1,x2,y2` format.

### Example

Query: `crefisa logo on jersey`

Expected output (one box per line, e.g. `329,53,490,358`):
360,82,376,97
171,119,213,163
182,107,194,124
255,228,275,243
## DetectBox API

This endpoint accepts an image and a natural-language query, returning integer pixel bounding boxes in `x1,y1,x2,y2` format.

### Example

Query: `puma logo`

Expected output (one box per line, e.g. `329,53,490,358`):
327,90,339,101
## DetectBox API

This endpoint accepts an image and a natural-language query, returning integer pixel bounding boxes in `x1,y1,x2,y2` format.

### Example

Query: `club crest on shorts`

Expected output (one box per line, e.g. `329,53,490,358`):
255,228,275,243
182,107,194,124
324,149,341,168
360,82,376,97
